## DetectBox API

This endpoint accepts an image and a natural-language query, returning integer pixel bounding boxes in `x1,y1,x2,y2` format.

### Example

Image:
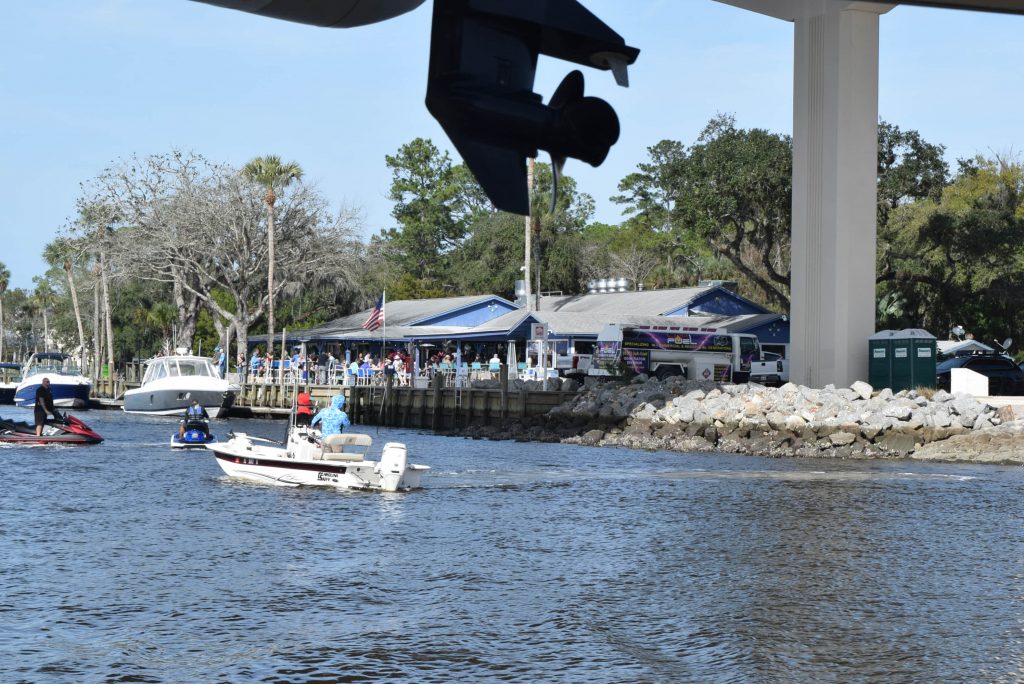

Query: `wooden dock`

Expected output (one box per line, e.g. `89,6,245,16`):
90,373,576,429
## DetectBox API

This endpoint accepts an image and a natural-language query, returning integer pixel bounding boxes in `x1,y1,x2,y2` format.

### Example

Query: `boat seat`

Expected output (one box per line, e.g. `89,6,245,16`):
321,433,372,461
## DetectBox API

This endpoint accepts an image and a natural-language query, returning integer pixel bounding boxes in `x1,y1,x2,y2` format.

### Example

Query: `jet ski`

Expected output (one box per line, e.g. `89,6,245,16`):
0,413,103,445
171,419,217,449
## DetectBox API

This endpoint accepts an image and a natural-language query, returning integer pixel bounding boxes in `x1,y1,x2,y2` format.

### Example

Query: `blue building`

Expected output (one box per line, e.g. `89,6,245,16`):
250,285,790,366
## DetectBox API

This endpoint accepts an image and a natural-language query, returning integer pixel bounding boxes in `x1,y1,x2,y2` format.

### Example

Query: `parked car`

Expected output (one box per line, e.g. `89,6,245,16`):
750,351,790,387
936,354,1024,395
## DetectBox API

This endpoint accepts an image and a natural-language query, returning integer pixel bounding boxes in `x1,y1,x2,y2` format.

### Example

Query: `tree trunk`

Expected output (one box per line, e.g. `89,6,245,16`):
0,297,4,362
42,309,49,349
100,251,115,376
64,263,87,372
524,158,533,311
92,274,101,378
266,200,276,362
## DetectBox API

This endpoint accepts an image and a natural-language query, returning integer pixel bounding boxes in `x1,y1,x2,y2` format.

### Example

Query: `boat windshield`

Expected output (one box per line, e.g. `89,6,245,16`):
25,355,81,376
172,360,214,377
143,357,216,382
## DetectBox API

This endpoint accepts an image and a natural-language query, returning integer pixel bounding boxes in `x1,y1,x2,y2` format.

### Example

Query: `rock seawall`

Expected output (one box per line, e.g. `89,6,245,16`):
457,377,1023,463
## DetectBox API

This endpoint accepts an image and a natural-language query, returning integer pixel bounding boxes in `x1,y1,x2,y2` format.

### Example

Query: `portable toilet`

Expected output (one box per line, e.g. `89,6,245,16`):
868,329,937,391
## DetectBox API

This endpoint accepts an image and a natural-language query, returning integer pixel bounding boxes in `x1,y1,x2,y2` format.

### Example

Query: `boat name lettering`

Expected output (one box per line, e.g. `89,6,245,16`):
317,472,337,482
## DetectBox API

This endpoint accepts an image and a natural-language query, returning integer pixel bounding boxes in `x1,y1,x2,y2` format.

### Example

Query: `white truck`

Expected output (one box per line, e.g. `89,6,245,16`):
748,351,790,387
585,323,762,383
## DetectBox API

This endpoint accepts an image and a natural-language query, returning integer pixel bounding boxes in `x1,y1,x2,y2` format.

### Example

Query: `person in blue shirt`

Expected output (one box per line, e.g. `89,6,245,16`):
311,395,351,449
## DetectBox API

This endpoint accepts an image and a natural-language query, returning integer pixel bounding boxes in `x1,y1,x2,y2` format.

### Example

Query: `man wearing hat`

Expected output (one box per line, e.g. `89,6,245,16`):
213,346,226,378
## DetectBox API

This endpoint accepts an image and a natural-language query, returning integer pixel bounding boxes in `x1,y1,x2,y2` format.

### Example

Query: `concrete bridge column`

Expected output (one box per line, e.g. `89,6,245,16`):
719,1,891,387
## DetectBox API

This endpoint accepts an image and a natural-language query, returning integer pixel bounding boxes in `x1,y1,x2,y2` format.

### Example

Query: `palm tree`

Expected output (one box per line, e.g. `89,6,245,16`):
43,240,88,372
241,155,303,362
0,262,9,362
31,279,56,349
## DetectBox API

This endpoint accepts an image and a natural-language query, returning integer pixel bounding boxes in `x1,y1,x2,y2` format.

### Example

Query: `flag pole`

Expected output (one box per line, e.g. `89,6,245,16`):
382,289,386,361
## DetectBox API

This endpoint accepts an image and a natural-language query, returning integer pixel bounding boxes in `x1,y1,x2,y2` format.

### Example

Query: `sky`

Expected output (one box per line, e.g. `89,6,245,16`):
1,1,1022,290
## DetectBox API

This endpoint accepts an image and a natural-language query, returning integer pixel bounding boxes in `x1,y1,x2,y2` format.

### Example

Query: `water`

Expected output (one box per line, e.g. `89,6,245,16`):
2,408,1023,683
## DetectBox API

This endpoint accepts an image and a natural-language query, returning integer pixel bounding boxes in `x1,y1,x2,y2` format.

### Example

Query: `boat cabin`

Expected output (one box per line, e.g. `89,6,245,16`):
142,356,220,385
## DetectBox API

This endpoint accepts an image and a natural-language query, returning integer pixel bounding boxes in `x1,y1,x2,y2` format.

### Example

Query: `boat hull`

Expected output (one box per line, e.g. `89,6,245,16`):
207,436,427,492
123,387,236,418
15,379,92,408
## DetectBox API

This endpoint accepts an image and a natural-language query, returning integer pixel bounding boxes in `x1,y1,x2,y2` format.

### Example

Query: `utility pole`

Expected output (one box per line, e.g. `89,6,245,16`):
524,157,534,311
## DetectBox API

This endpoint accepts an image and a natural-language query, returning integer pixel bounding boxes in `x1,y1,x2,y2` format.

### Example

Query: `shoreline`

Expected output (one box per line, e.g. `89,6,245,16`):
447,377,1024,466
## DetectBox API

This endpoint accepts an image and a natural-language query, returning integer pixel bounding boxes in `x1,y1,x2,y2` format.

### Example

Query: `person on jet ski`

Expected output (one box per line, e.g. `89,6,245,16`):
35,377,61,436
178,399,210,439
310,395,351,453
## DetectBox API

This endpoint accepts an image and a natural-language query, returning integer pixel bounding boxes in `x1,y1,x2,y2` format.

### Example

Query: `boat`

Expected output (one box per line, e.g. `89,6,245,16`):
14,352,92,408
207,424,429,492
171,418,218,449
123,354,238,418
0,363,21,404
0,413,103,445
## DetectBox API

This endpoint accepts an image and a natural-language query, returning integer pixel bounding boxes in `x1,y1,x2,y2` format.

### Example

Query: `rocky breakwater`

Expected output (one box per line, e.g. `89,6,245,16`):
461,375,1021,462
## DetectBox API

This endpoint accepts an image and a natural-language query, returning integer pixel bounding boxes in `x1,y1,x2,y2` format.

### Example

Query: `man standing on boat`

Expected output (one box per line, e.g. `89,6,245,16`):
34,377,60,436
310,395,351,453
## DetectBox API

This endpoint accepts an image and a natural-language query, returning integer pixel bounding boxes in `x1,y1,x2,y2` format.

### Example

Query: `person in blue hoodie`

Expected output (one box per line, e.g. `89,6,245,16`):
310,395,351,453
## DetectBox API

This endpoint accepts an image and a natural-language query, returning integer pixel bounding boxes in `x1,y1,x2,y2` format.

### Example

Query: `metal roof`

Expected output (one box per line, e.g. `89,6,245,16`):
539,286,717,315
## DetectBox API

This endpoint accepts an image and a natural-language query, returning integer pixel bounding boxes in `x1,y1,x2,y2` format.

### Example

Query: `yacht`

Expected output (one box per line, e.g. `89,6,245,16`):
14,352,92,408
123,354,238,417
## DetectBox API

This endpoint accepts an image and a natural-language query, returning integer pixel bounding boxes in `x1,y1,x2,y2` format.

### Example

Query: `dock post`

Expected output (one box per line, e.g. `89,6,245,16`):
431,373,443,432
500,364,509,421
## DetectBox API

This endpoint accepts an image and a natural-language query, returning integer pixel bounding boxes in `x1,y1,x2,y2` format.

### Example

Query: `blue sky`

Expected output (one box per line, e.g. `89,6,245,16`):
1,1,1022,290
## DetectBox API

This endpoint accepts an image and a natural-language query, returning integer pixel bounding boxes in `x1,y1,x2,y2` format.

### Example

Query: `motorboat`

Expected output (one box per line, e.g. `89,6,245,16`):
171,419,218,449
0,362,21,404
123,354,238,417
207,424,429,492
0,413,103,445
14,352,92,408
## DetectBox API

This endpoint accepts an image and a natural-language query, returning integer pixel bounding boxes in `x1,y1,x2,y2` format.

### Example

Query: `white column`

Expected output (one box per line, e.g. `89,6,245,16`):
791,3,884,387
718,0,890,387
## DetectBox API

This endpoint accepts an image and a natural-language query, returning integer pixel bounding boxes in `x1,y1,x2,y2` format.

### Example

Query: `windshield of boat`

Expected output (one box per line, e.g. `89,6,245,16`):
143,357,216,383
26,355,81,376
173,360,214,377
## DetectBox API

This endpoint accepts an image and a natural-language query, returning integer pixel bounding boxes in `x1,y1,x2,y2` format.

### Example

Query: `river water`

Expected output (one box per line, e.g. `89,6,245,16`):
2,408,1023,683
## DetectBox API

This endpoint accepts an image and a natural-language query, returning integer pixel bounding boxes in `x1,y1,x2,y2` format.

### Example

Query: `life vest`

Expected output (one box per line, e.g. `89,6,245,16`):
296,393,313,416
187,404,205,419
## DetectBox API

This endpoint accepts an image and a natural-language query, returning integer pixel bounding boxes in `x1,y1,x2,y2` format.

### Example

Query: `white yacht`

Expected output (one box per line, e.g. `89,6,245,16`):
123,355,238,417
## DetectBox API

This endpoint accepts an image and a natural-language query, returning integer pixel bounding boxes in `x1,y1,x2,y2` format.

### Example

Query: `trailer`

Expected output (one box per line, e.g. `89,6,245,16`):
586,323,762,382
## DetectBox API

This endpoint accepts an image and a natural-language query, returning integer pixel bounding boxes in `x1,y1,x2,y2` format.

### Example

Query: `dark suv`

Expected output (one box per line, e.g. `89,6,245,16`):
935,354,1024,395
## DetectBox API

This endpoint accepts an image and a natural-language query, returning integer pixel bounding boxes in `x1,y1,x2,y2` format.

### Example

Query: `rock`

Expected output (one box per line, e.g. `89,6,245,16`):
883,405,912,421
829,431,857,446
579,429,604,445
850,381,873,400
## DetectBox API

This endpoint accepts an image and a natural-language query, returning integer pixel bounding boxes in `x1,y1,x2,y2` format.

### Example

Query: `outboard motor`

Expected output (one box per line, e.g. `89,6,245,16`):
375,442,409,492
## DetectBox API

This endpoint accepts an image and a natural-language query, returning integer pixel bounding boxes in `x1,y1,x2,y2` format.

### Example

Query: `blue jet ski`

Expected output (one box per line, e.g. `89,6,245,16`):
171,419,217,449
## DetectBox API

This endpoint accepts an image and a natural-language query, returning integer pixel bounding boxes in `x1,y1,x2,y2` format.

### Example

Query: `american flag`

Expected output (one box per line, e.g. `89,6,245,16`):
361,295,384,331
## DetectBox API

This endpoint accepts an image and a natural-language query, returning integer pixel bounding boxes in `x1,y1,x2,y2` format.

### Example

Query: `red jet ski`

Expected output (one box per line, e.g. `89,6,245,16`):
0,413,103,445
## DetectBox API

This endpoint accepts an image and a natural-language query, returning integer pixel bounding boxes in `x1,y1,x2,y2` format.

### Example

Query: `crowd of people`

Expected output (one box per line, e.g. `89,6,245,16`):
226,345,510,386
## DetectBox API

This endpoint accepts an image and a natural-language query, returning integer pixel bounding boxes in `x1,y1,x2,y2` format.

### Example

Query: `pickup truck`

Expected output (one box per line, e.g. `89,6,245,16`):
749,351,789,387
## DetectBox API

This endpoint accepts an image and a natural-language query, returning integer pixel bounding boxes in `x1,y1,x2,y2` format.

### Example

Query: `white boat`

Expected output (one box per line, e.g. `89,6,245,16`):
207,425,429,492
123,355,238,417
0,362,21,404
14,352,92,408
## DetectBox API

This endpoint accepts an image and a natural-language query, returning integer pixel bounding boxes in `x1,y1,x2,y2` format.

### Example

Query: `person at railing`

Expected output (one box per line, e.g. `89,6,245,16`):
394,356,408,385
488,353,501,372
250,349,262,380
